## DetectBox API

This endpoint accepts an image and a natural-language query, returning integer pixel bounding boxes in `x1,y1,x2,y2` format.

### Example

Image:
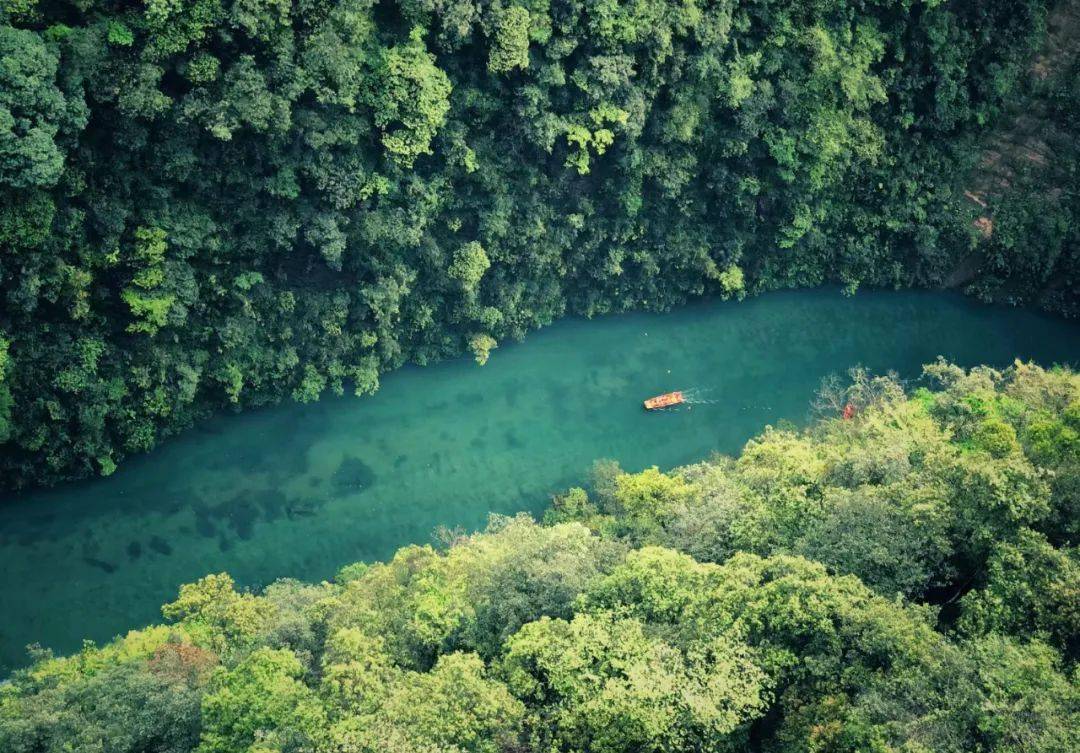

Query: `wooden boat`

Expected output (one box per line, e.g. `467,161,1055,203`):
644,391,684,410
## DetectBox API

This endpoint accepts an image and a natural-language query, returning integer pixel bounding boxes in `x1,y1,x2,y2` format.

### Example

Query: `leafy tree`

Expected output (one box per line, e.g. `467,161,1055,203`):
197,648,326,753
959,529,1080,658
162,573,275,656
328,652,524,753
502,610,768,753
487,6,530,74
329,515,621,664
966,636,1079,753
468,333,497,365
367,28,452,166
0,334,11,442
0,660,203,753
793,487,950,597
0,25,83,189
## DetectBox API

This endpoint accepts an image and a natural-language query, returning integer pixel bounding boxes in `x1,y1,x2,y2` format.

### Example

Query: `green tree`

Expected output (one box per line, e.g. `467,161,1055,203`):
197,648,326,753
502,610,767,753
487,6,531,74
959,529,1080,658
449,241,490,292
367,28,451,166
0,25,82,189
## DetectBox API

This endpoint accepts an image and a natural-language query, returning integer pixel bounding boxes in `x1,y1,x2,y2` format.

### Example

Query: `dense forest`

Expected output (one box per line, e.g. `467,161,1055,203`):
2,0,1079,488
2,361,1077,751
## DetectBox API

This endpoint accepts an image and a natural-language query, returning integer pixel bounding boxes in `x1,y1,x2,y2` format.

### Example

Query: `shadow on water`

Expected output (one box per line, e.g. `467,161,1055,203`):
1,289,1079,675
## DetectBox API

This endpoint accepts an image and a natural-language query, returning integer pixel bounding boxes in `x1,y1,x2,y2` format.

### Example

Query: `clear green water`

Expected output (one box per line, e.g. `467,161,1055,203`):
2,289,1079,673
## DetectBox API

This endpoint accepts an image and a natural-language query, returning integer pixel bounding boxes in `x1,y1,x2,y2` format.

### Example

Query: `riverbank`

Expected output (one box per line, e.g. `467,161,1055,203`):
1,289,1079,672
3,359,1076,752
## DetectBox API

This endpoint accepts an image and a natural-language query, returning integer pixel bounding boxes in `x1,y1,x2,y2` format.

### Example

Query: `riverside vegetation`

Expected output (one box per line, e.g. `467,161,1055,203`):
3,1,1080,750
1,361,1078,752
2,0,1080,488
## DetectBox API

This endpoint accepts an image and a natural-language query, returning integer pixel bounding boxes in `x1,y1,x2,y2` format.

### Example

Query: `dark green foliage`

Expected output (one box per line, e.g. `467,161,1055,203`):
0,0,1066,488
963,6,1080,315
958,529,1079,659
0,635,207,753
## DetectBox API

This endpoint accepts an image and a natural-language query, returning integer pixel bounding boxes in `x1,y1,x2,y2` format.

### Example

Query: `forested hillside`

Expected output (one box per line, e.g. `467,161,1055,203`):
2,0,1077,488
3,361,1077,751
963,0,1080,311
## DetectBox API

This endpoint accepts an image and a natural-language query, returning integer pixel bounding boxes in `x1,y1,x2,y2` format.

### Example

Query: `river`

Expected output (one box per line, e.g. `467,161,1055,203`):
1,289,1079,673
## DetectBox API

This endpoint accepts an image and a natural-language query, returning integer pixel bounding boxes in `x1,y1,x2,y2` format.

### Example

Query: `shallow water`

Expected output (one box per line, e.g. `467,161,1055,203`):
1,289,1079,673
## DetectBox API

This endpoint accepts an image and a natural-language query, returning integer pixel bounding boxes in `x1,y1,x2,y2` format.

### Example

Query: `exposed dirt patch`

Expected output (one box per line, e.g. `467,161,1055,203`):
972,0,1080,202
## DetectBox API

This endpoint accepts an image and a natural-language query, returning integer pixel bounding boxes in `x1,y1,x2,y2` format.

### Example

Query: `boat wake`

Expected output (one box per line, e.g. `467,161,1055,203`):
680,387,718,405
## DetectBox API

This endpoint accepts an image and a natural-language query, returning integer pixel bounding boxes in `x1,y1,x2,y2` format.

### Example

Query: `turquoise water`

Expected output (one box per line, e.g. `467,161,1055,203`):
1,289,1079,673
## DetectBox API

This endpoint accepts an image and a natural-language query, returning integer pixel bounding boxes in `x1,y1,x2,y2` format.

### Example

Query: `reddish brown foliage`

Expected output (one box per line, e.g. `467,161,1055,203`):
148,642,218,685
973,216,994,239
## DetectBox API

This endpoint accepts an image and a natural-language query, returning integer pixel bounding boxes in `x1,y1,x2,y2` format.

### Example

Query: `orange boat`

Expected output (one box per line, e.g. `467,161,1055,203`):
643,391,684,410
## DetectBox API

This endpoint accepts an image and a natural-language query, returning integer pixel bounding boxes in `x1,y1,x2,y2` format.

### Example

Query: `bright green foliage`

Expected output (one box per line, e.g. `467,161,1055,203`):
716,265,745,300
320,627,396,715
503,610,768,753
122,226,173,330
367,28,452,166
162,573,275,656
449,241,490,292
106,20,133,47
327,515,621,664
579,545,720,626
328,652,524,753
2,364,1079,752
121,289,175,335
564,106,628,175
487,6,530,74
197,648,326,753
600,465,695,543
468,333,497,365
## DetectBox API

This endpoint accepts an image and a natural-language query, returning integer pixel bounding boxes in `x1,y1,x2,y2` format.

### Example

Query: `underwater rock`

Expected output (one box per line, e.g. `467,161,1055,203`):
83,557,116,574
285,498,319,519
331,456,377,493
